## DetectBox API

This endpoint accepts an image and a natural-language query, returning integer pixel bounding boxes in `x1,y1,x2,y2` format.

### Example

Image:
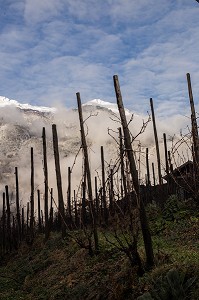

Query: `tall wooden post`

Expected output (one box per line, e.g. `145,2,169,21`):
52,124,66,238
37,190,42,232
168,151,173,173
15,167,21,241
152,163,156,186
2,192,6,253
67,166,72,227
21,207,24,240
30,147,34,238
119,127,127,201
50,188,53,231
150,98,162,185
163,133,169,175
76,92,99,251
95,176,99,222
187,73,199,195
42,127,49,240
109,168,114,213
146,148,150,186
101,146,108,224
26,202,29,232
113,75,154,268
5,185,11,251
81,181,87,227
74,190,79,228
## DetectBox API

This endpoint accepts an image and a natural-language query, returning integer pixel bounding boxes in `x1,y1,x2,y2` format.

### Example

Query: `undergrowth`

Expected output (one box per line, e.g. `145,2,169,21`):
0,196,198,299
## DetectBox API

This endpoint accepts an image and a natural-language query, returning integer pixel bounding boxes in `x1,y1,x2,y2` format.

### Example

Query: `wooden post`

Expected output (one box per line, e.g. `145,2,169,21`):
163,133,169,175
52,124,66,238
15,167,21,241
119,127,127,201
37,190,42,232
27,202,29,232
113,75,154,268
187,73,199,194
5,185,11,251
152,163,156,186
146,148,151,203
76,92,99,251
187,73,199,161
21,207,24,239
95,176,99,222
146,148,151,186
168,151,173,173
50,188,53,231
101,146,108,224
30,147,34,238
150,98,162,185
67,166,72,227
74,190,79,228
109,168,114,214
42,127,50,240
2,192,6,253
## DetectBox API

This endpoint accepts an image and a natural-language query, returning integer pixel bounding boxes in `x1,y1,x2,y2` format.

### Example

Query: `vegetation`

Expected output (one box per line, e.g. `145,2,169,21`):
0,198,198,299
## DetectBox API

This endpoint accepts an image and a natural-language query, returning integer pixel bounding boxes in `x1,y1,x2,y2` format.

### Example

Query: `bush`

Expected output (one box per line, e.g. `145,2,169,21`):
137,268,196,300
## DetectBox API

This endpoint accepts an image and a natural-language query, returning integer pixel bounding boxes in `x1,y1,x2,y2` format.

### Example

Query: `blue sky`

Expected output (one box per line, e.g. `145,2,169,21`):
0,0,199,117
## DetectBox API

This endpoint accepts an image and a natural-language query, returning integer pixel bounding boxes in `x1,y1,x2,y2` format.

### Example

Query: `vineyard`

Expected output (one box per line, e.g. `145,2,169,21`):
0,74,199,299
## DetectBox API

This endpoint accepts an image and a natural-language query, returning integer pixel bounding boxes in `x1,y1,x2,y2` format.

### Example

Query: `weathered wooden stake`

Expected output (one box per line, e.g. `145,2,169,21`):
163,133,169,175
101,146,108,224
30,147,34,238
76,92,99,251
5,185,11,251
113,75,154,268
67,166,72,227
42,127,50,240
37,190,42,232
15,167,21,241
52,124,66,238
50,188,53,230
21,207,24,239
150,98,162,185
152,163,156,186
146,148,151,186
119,127,127,201
2,192,6,253
187,73,199,196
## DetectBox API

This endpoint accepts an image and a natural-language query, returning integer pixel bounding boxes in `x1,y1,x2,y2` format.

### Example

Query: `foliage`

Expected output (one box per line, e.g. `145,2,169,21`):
0,204,199,299
138,268,197,300
162,195,179,221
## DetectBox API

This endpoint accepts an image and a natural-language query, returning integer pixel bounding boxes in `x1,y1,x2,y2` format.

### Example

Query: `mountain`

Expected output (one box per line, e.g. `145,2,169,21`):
0,96,187,204
83,98,132,116
0,96,136,203
0,96,56,113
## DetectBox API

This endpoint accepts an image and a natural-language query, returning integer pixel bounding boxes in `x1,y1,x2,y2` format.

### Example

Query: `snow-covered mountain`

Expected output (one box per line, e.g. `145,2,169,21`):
0,96,56,113
83,99,132,116
0,96,137,203
0,96,187,205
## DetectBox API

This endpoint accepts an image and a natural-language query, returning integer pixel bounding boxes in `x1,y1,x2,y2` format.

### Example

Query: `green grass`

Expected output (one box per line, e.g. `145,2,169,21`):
0,199,199,299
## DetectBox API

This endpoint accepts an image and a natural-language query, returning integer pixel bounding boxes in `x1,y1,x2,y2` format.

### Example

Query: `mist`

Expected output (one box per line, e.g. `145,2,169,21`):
0,99,193,213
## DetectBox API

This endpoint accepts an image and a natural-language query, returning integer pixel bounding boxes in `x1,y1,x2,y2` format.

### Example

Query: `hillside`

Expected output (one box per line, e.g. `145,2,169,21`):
0,197,199,300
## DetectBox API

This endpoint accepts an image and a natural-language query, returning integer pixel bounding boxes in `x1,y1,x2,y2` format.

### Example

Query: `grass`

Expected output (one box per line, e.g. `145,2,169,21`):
0,198,199,299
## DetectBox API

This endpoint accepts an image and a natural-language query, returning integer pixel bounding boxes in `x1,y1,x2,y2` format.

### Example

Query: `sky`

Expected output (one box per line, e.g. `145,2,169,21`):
0,0,199,117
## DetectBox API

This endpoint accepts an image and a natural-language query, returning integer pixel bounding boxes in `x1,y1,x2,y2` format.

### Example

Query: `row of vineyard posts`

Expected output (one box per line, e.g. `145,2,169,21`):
0,74,198,272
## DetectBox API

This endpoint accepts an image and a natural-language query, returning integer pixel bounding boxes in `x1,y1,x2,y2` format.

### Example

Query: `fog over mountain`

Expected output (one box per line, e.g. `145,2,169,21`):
0,96,191,209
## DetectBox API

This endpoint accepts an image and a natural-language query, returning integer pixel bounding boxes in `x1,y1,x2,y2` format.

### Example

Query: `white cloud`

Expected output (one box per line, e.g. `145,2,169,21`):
24,0,64,24
0,1,199,119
